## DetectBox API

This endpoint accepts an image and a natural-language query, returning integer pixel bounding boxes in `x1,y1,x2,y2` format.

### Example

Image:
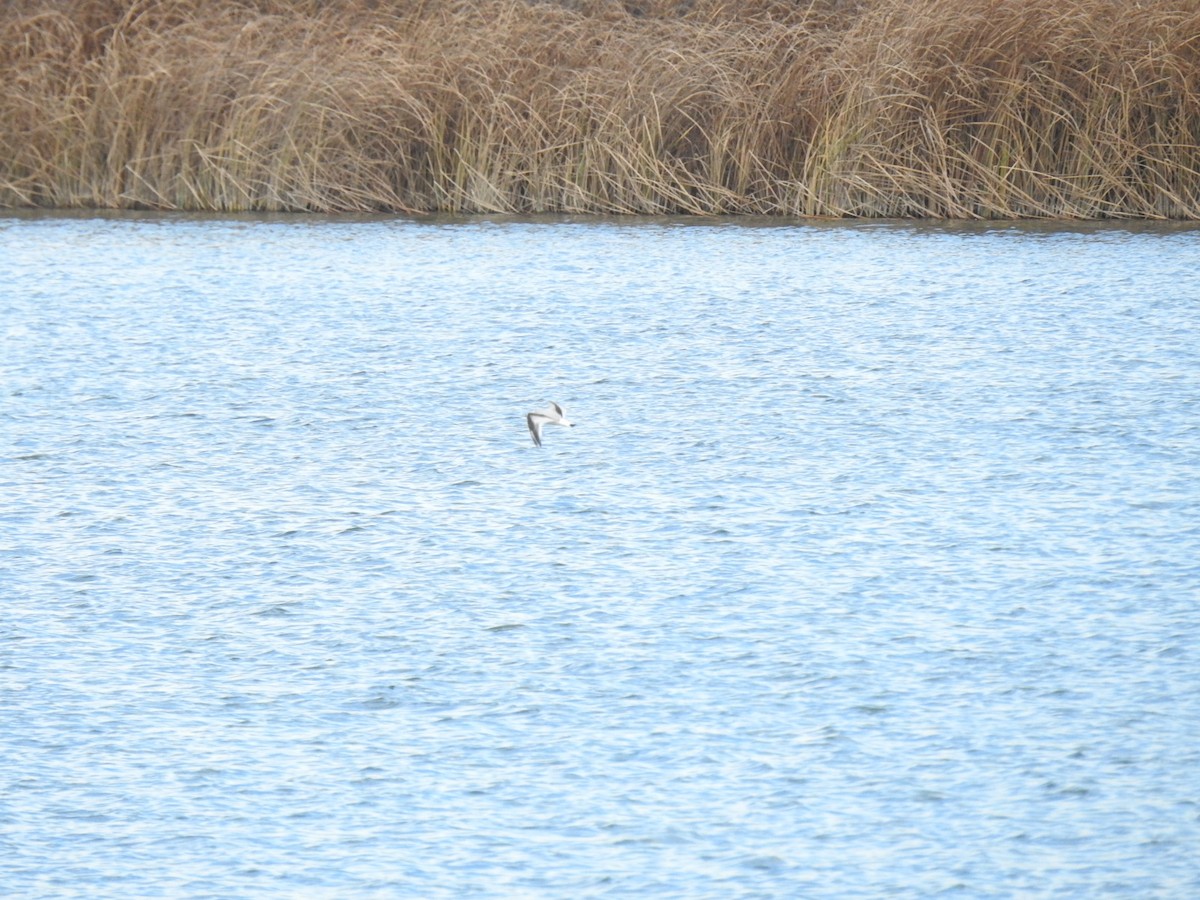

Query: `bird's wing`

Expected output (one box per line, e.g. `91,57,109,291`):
526,412,544,446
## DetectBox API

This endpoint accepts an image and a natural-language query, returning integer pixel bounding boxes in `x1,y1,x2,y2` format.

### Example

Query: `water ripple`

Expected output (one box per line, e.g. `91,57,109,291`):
3,212,1200,898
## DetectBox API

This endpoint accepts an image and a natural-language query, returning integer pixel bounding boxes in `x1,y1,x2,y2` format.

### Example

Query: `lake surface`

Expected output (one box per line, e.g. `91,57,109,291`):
3,211,1199,898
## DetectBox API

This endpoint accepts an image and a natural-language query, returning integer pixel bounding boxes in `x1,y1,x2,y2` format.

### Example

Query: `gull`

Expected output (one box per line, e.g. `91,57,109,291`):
526,402,574,447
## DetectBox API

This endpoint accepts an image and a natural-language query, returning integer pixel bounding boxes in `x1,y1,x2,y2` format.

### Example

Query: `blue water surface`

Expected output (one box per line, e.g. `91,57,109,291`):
2,212,1199,898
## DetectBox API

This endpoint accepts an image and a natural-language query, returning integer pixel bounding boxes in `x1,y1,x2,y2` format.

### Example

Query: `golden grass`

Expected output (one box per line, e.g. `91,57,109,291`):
3,0,1199,217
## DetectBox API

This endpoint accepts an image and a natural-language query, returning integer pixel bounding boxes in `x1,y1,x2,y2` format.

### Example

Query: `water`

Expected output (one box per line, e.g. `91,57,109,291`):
2,211,1199,898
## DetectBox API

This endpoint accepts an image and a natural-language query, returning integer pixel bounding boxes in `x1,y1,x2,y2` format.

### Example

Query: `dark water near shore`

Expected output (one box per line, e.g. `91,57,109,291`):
3,212,1199,898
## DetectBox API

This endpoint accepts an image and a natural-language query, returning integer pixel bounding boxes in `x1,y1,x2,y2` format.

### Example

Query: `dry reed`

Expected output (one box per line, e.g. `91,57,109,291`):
3,0,1199,217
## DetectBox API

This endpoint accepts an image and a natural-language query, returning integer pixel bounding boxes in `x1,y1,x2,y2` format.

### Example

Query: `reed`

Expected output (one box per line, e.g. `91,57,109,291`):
3,0,1199,217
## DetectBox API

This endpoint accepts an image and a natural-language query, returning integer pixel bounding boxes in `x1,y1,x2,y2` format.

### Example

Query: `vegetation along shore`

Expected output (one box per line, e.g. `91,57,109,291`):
4,0,1200,217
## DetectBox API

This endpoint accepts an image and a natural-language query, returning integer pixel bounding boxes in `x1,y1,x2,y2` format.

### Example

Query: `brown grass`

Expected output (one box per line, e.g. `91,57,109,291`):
3,0,1199,217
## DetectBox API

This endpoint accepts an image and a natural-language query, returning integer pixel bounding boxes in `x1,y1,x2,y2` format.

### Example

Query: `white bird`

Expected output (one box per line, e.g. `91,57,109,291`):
526,402,574,447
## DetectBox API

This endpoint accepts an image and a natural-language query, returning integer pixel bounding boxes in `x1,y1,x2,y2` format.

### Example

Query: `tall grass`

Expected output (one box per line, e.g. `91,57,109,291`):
3,0,1199,217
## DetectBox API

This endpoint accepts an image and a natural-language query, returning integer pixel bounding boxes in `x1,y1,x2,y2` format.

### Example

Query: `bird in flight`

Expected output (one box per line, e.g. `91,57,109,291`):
526,402,574,447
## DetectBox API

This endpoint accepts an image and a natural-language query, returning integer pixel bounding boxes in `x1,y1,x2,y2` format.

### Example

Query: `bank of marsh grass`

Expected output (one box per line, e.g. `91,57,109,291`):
3,0,1200,217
